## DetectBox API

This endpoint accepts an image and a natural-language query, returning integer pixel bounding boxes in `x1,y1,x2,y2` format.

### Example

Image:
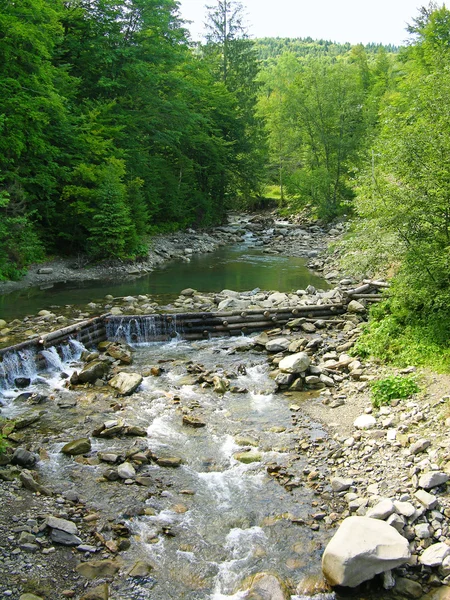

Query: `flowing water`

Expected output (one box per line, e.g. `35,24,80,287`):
0,335,336,599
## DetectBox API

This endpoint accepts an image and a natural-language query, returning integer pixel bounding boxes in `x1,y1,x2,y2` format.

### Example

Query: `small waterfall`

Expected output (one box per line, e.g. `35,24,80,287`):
0,338,86,395
0,347,38,391
41,346,65,372
61,338,85,362
106,315,183,344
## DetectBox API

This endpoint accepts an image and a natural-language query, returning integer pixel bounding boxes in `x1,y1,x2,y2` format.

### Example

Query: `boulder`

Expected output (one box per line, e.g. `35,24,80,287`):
418,471,449,490
156,457,182,468
234,451,262,464
19,470,52,496
266,338,290,353
76,559,121,580
419,542,450,567
80,584,109,600
109,372,142,396
117,462,136,480
11,448,37,468
330,477,353,493
322,516,410,588
347,300,366,313
76,360,110,384
353,415,376,430
278,352,310,374
366,499,396,520
47,516,78,535
61,438,92,456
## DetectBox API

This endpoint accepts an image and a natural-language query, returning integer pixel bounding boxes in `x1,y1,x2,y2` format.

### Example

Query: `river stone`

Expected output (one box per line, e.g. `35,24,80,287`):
213,376,229,394
244,572,290,599
347,300,366,313
330,477,353,492
394,501,416,518
156,457,182,468
267,292,288,305
76,559,121,579
12,448,37,468
414,489,437,510
51,529,82,546
19,595,44,600
127,560,153,577
278,352,310,374
409,438,431,455
106,345,132,365
418,471,449,489
393,578,423,599
77,360,110,384
0,319,6,328
266,338,290,352
234,451,262,464
353,415,376,430
19,470,52,496
322,516,411,588
420,543,450,566
182,415,206,427
117,462,136,479
79,584,109,600
47,516,78,535
366,499,396,520
61,438,92,456
109,372,143,396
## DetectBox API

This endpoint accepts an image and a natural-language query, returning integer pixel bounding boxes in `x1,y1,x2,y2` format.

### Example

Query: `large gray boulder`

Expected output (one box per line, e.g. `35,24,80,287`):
109,372,143,396
76,360,110,384
278,352,311,374
322,516,410,588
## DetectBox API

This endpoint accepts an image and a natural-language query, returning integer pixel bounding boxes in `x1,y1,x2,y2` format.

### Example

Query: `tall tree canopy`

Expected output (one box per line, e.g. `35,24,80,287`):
0,0,264,278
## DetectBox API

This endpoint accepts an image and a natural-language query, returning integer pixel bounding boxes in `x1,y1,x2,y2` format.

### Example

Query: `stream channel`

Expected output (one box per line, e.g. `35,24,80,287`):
1,335,336,600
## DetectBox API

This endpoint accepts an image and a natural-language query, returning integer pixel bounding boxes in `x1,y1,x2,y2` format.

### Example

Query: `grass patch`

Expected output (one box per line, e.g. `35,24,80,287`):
370,374,419,408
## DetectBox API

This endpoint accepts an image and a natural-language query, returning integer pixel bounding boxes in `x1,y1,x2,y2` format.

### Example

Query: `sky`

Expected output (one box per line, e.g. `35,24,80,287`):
177,0,426,46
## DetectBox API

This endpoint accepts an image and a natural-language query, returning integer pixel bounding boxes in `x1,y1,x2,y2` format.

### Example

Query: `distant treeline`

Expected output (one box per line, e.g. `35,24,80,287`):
254,37,400,61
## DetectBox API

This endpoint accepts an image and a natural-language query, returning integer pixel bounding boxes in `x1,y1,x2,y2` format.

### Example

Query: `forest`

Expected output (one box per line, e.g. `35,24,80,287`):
1,0,449,367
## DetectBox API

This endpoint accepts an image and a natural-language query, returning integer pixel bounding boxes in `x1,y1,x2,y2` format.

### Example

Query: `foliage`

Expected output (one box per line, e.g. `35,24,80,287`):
343,4,450,369
0,0,265,275
257,52,377,218
254,37,399,62
353,299,450,373
370,374,419,408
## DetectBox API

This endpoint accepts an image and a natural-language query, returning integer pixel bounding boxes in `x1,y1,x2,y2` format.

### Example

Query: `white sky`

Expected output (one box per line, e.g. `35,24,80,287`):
178,0,427,46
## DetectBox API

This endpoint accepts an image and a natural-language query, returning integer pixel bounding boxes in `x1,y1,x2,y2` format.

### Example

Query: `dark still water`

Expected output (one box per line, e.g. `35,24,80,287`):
0,243,329,320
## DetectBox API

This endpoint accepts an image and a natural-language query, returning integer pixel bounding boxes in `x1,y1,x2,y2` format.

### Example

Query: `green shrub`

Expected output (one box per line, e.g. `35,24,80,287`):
370,375,419,408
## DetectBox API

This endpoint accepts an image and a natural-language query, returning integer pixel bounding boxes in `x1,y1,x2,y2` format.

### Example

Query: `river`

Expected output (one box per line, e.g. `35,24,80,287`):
0,240,329,322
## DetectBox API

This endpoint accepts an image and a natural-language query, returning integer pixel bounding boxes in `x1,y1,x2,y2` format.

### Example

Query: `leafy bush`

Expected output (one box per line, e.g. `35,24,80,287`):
353,298,450,372
370,375,419,408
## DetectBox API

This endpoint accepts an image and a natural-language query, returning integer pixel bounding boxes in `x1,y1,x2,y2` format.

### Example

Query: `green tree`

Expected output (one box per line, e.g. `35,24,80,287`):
342,4,450,367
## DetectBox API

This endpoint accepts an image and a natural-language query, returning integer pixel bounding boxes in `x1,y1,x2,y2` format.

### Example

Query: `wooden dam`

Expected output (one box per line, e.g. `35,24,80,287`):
0,281,387,388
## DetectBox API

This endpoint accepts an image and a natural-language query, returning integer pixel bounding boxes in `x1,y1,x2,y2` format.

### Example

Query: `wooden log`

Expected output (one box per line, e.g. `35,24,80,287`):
345,283,371,296
363,279,390,289
351,294,386,301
